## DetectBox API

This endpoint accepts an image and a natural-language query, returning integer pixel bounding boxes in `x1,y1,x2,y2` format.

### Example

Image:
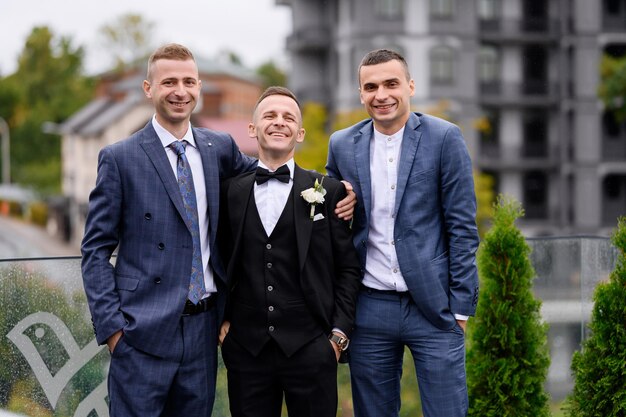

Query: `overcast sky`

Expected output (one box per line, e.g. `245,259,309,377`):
0,0,292,75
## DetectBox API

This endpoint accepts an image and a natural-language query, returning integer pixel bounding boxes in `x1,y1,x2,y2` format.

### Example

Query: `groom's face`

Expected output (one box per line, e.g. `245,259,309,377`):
249,94,305,161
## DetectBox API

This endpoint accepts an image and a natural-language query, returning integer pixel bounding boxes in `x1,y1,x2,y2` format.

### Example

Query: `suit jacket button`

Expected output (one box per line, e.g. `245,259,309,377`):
266,262,273,269
145,213,152,220
158,243,165,250
154,277,162,284
269,325,275,332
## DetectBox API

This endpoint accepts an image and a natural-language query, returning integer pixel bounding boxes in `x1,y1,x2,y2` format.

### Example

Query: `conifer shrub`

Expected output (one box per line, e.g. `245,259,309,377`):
565,216,626,416
466,195,551,417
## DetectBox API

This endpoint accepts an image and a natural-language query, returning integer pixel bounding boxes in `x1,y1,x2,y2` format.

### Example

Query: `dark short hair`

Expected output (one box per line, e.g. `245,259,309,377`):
147,43,196,80
254,86,301,110
358,49,411,82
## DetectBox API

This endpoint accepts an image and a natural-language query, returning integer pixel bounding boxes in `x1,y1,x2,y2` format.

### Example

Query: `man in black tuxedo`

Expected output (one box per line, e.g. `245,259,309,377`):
218,86,361,417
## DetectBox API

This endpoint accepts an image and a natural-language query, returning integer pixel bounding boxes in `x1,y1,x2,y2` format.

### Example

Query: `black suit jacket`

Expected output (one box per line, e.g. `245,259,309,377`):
219,164,361,338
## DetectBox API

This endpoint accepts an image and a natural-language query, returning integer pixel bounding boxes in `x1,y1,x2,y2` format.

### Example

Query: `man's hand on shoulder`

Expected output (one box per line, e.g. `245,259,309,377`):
335,180,356,220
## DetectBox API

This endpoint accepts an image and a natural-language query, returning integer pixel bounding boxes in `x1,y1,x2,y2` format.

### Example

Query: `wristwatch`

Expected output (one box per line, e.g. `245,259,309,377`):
329,333,350,351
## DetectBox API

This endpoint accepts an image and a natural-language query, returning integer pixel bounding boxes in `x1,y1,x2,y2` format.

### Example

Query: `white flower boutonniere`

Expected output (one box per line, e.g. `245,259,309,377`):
301,177,327,219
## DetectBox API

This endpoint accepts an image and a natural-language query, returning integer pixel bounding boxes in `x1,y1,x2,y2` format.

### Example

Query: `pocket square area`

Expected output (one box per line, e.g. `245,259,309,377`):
313,213,325,221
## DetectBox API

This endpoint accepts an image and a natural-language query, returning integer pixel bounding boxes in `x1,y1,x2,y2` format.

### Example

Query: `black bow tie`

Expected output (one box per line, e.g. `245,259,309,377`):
255,165,290,185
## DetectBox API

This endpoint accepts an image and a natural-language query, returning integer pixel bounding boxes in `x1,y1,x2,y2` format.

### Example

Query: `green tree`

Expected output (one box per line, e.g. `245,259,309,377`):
0,26,94,193
99,13,155,71
295,102,330,173
466,195,551,417
475,171,495,238
256,60,287,89
216,48,244,67
598,54,626,122
565,217,626,416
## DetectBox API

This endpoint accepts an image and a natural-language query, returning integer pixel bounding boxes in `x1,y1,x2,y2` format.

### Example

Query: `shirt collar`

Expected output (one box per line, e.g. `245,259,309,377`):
373,125,405,143
151,115,197,149
258,158,295,180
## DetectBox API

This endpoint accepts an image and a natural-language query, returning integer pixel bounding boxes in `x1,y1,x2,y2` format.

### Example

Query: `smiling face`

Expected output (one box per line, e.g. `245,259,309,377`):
359,59,415,135
249,93,305,167
143,58,201,136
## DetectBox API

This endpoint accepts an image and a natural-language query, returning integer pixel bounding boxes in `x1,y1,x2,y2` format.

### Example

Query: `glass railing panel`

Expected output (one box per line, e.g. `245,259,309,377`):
0,236,621,413
527,236,618,399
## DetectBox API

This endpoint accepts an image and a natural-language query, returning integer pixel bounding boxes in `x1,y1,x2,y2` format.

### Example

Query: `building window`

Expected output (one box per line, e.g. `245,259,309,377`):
478,0,499,20
604,175,621,199
605,0,622,15
478,108,500,158
523,171,548,219
523,110,548,158
478,45,500,83
603,111,621,138
602,174,626,225
430,46,455,84
376,0,403,19
430,0,454,18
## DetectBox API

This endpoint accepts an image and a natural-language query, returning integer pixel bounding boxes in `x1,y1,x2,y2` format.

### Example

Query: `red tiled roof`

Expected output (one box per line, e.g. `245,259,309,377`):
195,117,258,157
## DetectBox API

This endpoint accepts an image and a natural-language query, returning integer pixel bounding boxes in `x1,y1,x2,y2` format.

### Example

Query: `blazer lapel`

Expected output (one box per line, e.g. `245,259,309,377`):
195,129,220,244
139,123,188,226
226,172,256,278
395,113,423,215
292,165,314,272
354,122,373,225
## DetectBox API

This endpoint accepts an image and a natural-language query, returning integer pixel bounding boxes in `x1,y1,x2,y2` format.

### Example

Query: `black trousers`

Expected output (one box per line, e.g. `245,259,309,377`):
221,333,338,417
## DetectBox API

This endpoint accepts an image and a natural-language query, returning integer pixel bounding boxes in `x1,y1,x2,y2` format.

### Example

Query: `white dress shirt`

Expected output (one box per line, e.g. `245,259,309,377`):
363,126,408,292
254,159,294,236
152,116,216,294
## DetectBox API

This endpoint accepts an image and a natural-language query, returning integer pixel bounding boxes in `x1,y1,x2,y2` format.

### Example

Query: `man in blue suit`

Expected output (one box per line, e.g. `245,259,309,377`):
81,44,355,417
326,49,480,417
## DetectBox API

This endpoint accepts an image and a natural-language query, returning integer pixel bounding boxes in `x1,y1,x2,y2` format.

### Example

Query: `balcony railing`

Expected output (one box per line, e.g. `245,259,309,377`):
480,80,560,106
0,237,619,415
479,18,561,42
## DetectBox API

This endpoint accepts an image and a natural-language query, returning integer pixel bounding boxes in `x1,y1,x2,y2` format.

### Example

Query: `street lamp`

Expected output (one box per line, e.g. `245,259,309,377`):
0,116,9,184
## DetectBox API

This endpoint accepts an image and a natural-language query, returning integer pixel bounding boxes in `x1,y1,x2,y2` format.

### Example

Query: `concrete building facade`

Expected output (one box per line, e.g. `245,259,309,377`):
277,0,626,237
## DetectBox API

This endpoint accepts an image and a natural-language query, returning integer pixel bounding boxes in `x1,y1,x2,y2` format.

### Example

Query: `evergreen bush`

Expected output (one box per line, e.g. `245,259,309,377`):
466,195,551,417
565,216,626,416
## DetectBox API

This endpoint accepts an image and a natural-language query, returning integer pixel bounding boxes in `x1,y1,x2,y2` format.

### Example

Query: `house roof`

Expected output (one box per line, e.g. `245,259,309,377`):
60,92,147,136
196,117,258,157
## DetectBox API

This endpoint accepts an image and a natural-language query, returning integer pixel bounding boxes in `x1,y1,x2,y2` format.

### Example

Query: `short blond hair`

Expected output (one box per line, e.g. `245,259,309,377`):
146,43,195,81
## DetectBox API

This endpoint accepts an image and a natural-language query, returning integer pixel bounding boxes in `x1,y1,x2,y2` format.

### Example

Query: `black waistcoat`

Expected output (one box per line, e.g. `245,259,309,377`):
228,188,323,357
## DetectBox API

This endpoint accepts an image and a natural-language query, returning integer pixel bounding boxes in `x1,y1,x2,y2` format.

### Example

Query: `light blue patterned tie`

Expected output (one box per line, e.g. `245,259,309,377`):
169,140,206,304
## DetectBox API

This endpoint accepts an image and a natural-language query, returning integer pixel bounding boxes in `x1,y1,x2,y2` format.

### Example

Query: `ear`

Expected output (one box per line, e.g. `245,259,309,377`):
248,122,257,139
296,128,306,144
143,80,152,98
409,79,415,97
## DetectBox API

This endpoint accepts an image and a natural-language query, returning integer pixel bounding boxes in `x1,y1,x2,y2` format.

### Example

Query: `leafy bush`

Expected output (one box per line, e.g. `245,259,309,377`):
466,195,551,417
565,217,626,416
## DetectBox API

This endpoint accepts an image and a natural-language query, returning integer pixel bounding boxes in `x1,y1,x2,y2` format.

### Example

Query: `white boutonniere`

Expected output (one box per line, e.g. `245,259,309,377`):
300,177,327,219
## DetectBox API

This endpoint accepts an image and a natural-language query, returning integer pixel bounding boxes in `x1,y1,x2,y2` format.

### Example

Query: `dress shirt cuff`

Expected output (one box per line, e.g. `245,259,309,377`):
331,328,347,337
454,314,469,321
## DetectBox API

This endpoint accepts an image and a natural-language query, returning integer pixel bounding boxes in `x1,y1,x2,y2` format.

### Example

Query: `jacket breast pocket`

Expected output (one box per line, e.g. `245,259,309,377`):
407,168,434,185
115,274,139,292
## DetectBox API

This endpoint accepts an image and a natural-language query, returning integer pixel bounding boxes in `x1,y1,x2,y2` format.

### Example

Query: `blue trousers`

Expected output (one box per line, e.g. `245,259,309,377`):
349,288,467,417
107,308,218,417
